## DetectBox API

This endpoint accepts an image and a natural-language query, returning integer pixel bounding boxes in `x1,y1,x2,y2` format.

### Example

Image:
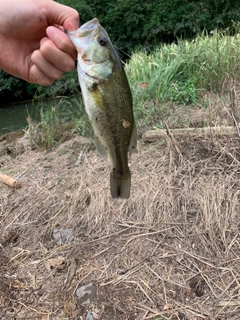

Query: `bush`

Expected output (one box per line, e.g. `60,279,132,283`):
32,69,79,99
0,70,28,99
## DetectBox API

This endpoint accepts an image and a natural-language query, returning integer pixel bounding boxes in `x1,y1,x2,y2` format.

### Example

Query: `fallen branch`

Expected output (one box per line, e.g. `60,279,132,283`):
142,126,240,142
0,171,21,188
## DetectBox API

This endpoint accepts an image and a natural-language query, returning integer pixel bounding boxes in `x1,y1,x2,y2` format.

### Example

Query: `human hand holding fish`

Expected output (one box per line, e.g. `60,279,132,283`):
0,1,137,198
0,0,79,85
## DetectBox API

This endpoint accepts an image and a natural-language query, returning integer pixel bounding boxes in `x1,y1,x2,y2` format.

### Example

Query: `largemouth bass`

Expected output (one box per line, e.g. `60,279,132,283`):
67,18,137,199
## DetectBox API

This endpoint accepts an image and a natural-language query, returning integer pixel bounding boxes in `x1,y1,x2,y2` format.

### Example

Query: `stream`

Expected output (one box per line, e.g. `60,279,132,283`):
0,96,81,136
0,101,40,135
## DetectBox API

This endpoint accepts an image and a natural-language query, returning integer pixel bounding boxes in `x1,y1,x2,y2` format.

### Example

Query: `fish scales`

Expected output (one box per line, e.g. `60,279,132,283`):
67,18,137,199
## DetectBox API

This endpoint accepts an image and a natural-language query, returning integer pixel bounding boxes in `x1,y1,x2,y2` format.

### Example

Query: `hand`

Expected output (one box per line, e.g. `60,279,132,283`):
0,0,79,85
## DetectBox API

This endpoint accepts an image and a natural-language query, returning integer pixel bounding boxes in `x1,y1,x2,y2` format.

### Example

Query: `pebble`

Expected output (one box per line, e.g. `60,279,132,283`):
52,228,74,245
86,309,94,320
76,283,97,306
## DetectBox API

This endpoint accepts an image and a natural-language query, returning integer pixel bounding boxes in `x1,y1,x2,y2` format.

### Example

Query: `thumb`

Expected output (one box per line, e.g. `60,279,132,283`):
45,1,79,30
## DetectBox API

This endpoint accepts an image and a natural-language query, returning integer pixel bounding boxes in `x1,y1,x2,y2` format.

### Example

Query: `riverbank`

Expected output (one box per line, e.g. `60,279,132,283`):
0,95,82,136
1,31,240,318
1,129,240,319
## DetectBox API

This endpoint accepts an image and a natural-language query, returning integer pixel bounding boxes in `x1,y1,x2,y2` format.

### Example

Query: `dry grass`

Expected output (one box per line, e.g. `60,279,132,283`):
1,131,240,320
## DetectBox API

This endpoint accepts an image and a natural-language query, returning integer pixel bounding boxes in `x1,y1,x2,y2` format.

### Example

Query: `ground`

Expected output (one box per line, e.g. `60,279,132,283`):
0,128,240,320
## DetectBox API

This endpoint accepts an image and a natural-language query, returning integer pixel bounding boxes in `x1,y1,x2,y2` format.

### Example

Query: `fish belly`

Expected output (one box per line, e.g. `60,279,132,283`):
80,79,132,199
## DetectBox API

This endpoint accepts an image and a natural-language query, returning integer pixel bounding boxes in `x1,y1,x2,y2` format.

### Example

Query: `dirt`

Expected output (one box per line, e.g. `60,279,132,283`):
1,129,240,320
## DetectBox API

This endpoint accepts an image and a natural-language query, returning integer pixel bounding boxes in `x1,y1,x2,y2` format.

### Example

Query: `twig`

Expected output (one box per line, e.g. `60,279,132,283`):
5,210,26,229
91,245,114,259
13,220,37,226
85,227,131,244
75,150,84,166
135,303,162,317
15,166,30,179
126,280,155,305
99,264,143,286
120,228,172,253
177,248,231,270
145,264,186,288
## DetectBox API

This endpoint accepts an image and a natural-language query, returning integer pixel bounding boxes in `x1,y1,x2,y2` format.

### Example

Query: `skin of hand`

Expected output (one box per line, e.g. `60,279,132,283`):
0,0,79,86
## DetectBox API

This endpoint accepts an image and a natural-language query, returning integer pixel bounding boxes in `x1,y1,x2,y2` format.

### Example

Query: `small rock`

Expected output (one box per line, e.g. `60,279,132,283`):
52,228,74,245
76,283,97,306
86,309,94,320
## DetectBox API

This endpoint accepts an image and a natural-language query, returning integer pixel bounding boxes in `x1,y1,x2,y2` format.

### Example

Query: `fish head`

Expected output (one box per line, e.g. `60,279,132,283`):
67,18,121,82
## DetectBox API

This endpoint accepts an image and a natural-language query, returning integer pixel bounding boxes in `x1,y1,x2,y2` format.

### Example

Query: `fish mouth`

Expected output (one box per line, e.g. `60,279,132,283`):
66,18,100,41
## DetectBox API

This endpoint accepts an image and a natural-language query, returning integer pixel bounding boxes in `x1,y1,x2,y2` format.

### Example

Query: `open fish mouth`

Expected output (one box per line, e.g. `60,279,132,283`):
65,18,100,43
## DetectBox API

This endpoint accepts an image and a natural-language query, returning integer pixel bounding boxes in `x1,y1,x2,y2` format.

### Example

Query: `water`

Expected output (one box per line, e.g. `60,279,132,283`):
0,101,40,135
0,96,82,136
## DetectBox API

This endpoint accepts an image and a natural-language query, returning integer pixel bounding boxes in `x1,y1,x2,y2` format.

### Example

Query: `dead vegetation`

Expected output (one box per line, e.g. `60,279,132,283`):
0,130,240,319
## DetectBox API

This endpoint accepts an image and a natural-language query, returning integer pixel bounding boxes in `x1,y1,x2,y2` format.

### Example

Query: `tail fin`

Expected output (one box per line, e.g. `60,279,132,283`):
110,171,131,199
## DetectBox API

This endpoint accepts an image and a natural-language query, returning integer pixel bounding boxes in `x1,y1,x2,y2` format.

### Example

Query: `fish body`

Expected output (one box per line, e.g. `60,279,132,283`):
67,18,137,199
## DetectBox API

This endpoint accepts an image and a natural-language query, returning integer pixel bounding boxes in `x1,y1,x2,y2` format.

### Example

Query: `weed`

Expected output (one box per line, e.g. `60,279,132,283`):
27,96,92,149
169,78,198,105
125,31,240,132
72,97,93,137
60,149,67,155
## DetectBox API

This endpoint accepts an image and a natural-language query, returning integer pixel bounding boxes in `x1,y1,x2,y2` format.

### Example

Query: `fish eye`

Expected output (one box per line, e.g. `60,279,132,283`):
98,37,107,46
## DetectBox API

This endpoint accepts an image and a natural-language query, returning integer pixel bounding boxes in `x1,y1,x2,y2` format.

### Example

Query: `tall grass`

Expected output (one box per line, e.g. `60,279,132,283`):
126,31,240,98
125,31,240,131
27,96,92,149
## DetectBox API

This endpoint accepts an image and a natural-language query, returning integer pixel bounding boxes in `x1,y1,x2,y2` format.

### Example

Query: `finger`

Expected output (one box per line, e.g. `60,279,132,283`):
45,1,79,30
31,48,63,80
39,36,75,72
46,26,77,60
29,63,55,86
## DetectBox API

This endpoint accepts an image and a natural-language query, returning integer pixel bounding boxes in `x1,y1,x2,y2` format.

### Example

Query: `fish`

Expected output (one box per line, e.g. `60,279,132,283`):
67,18,137,199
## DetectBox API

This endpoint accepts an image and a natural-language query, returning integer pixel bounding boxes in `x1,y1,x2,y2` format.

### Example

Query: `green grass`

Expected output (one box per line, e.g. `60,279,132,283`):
125,30,240,132
126,31,240,97
27,96,92,149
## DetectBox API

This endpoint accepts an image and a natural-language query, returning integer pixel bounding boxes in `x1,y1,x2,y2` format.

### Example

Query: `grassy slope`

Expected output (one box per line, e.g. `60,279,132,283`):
1,133,240,319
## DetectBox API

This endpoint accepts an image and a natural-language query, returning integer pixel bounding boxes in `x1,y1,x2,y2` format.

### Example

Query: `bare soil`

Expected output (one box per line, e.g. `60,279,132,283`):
1,128,240,320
